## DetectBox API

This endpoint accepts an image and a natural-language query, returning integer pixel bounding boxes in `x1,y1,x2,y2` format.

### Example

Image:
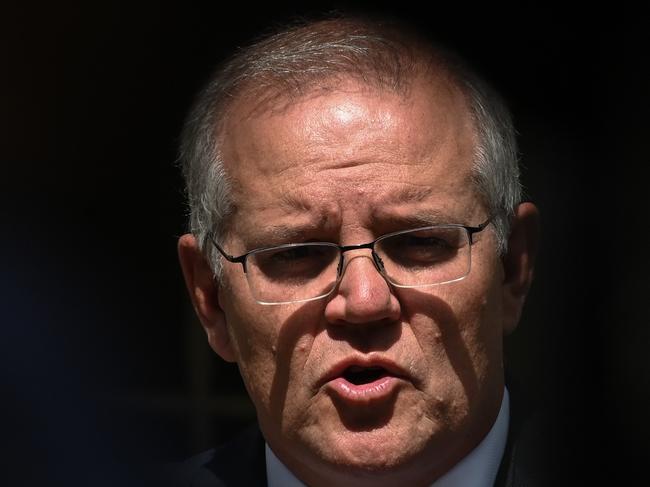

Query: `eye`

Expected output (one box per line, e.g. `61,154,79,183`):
265,245,329,263
404,234,452,249
400,235,454,259
250,244,339,281
378,227,463,267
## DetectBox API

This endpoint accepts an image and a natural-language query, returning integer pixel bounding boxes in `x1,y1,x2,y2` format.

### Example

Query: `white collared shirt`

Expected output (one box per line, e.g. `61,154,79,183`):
266,388,510,487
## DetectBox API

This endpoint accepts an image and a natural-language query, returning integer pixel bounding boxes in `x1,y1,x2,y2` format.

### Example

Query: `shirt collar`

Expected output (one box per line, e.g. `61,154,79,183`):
432,387,510,487
266,388,510,487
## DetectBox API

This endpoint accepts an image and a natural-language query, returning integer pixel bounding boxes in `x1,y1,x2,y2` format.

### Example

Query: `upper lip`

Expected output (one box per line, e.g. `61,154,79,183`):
316,354,410,390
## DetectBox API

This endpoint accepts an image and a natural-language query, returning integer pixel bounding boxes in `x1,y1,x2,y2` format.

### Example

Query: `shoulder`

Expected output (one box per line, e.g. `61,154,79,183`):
159,424,267,487
496,381,570,487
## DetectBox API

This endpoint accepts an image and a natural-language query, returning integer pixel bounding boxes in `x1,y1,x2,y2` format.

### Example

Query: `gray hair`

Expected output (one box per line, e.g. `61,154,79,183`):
179,16,521,277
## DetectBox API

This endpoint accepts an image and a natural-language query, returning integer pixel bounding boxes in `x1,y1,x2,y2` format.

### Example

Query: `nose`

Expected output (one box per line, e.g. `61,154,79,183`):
324,253,401,325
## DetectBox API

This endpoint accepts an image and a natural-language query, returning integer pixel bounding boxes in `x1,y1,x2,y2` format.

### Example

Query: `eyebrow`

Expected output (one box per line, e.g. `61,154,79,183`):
246,219,336,248
265,224,316,241
372,186,473,227
381,185,435,204
374,210,460,229
279,184,435,211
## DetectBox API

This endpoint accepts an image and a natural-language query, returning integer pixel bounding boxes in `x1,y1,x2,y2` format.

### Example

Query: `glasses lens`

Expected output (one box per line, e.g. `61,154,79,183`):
245,243,340,304
376,226,471,287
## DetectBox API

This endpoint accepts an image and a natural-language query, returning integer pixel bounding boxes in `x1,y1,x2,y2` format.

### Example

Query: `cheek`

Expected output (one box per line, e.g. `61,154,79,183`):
439,267,505,391
221,285,324,420
226,311,278,412
219,276,281,409
401,269,503,403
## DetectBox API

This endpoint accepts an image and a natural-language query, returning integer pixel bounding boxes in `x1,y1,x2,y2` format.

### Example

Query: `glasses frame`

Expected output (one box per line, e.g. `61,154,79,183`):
208,217,492,305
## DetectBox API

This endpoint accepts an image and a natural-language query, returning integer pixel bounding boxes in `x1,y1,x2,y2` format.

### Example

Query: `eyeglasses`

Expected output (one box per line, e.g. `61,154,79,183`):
209,218,492,305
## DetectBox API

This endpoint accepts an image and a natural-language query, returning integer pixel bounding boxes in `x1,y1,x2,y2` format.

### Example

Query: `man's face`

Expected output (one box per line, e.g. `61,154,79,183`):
214,75,508,483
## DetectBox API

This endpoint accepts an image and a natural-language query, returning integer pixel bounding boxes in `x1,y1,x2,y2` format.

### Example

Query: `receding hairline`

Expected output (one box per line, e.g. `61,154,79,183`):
207,16,470,140
179,15,520,273
215,68,481,239
221,65,468,133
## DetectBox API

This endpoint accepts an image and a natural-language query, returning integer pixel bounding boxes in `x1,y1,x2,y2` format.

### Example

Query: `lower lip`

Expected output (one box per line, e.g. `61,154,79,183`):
326,375,400,404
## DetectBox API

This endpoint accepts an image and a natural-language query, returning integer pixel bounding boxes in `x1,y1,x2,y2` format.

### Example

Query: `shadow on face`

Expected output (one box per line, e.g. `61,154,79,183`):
266,283,480,432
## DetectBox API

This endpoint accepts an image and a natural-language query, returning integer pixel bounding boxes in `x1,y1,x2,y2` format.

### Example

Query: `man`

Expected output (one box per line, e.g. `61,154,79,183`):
176,15,540,487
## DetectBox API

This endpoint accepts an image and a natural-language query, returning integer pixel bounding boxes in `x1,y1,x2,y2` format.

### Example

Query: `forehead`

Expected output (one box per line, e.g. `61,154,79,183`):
219,74,479,239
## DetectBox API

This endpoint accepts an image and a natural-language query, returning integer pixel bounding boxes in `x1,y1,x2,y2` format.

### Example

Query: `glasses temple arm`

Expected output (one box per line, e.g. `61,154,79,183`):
208,233,244,264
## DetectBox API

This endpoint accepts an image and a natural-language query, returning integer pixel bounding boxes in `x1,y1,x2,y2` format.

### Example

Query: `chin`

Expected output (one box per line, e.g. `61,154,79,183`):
314,421,434,473
272,400,459,487
292,429,438,487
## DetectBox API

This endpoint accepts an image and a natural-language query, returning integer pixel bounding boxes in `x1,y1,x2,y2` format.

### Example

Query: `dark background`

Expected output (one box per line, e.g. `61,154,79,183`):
2,2,648,485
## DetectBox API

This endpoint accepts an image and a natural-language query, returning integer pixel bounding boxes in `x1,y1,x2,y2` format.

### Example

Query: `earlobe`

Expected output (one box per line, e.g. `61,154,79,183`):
178,234,237,362
501,202,540,335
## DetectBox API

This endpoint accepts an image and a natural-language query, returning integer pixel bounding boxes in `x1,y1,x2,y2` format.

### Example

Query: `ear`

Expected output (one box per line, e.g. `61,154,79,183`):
178,234,237,362
501,202,540,335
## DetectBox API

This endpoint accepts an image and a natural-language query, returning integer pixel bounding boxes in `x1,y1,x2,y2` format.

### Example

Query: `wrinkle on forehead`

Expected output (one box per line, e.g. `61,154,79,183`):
221,73,480,240
279,183,434,210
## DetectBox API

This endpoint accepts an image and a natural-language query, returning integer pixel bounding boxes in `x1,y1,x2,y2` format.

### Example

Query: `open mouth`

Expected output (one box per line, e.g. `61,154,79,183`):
322,359,407,404
342,365,388,385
